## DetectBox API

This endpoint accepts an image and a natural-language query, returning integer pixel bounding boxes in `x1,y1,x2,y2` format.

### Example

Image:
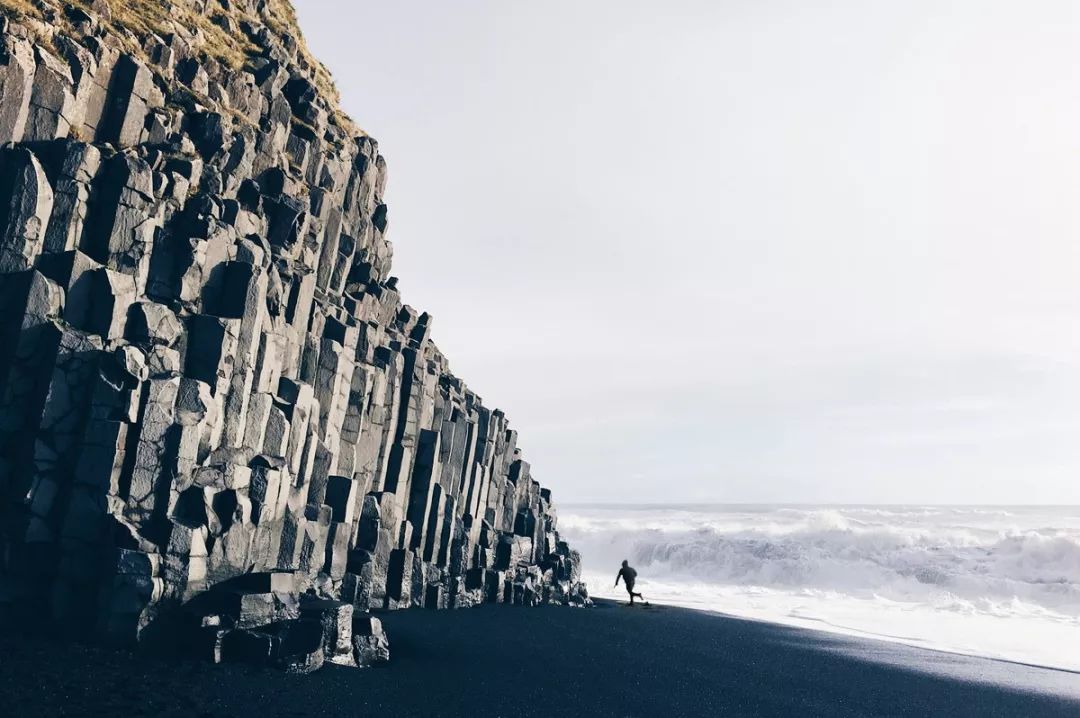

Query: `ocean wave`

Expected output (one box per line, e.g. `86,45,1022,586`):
560,506,1080,618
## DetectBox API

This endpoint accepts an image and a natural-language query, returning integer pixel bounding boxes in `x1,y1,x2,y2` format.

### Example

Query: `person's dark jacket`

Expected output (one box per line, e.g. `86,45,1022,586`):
616,566,637,588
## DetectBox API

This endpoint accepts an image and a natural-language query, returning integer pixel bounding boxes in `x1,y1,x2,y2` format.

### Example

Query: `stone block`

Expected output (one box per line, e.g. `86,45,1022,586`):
299,598,353,665
25,46,75,141
351,615,389,667
0,36,34,143
0,147,53,272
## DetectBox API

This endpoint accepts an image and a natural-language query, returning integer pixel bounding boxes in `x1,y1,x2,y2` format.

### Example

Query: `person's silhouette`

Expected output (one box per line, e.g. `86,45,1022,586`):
615,559,644,605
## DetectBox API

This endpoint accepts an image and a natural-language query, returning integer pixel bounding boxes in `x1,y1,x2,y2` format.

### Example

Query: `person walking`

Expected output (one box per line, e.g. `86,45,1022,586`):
615,559,645,605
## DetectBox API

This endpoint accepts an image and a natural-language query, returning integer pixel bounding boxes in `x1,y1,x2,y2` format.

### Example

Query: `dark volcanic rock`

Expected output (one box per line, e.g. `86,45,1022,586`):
352,614,390,667
0,0,588,673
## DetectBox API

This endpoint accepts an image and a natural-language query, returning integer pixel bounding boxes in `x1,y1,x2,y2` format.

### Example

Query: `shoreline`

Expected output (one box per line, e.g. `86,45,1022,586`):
672,600,1080,684
561,501,1080,677
3,599,1080,716
586,586,1080,676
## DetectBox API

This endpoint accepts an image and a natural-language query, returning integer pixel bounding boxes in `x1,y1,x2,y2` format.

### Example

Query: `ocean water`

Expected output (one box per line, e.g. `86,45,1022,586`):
559,504,1080,671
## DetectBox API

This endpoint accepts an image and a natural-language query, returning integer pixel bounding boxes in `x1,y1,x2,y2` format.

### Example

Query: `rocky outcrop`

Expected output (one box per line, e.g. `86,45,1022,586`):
0,0,587,670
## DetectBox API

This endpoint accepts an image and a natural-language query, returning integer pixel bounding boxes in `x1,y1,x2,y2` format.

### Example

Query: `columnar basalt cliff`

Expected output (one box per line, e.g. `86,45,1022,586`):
0,0,586,670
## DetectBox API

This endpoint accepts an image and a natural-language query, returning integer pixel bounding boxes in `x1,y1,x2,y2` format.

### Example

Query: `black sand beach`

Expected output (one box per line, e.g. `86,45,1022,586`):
2,599,1078,717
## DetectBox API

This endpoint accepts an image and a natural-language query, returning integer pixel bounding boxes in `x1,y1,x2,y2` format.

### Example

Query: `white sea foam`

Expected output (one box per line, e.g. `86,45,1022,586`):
559,504,1080,671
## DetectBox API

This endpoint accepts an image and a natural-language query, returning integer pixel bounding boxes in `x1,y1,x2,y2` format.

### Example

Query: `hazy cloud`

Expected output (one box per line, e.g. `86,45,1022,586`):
294,0,1080,503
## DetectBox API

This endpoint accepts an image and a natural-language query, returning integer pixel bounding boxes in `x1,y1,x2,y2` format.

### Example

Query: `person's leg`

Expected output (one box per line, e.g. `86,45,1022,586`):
626,584,635,604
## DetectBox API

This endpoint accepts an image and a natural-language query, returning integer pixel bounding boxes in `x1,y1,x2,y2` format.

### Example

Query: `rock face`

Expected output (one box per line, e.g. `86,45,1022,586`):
0,0,588,668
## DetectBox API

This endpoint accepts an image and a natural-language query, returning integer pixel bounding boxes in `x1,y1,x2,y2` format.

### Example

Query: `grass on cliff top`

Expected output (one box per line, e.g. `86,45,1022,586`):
105,0,256,70
0,0,256,68
0,0,357,134
0,0,38,21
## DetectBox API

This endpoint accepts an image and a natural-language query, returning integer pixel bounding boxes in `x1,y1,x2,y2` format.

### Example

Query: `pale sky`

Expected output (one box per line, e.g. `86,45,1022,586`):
293,0,1080,504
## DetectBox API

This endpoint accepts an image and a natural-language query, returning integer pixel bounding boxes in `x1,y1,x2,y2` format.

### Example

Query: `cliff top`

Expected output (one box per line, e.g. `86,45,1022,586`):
0,0,356,133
